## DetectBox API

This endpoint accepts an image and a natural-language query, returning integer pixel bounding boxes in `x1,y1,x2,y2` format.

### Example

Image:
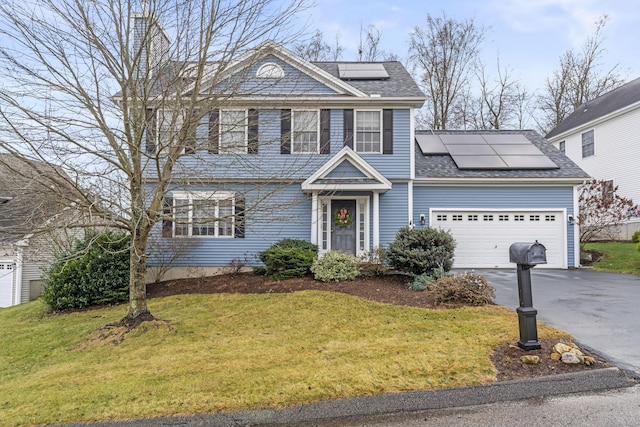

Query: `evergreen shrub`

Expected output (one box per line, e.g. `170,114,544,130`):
386,226,456,276
311,250,360,282
258,238,318,280
42,230,130,310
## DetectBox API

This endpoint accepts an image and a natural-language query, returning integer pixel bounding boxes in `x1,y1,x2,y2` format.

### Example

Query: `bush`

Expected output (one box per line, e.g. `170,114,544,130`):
632,230,640,243
386,227,456,276
358,246,389,276
258,238,318,280
311,251,360,282
42,230,130,310
409,268,453,291
427,273,495,306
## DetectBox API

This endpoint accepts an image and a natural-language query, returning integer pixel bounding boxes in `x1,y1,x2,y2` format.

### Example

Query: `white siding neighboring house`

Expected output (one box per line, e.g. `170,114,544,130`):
0,155,86,308
546,77,640,208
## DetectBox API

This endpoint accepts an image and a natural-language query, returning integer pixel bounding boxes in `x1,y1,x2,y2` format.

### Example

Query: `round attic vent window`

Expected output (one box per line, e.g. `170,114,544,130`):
256,62,284,78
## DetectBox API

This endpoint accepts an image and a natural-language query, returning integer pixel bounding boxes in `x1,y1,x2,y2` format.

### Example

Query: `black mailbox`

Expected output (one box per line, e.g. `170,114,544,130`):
509,241,547,266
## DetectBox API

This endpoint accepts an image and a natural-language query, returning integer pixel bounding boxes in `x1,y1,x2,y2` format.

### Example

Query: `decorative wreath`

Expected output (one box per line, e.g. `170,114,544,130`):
334,207,353,228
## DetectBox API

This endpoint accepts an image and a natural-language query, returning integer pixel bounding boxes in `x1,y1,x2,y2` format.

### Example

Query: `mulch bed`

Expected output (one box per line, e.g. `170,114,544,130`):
146,272,611,381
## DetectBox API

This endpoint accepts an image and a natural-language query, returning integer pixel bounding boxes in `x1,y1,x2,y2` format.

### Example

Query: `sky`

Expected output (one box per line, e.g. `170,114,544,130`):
298,0,640,95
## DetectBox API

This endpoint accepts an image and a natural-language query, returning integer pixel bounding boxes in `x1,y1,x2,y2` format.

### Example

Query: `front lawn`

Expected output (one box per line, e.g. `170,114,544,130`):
0,291,568,427
583,242,640,274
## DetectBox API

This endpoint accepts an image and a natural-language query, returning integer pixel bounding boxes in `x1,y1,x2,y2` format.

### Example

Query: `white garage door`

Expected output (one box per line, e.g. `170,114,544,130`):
431,210,566,269
0,261,14,308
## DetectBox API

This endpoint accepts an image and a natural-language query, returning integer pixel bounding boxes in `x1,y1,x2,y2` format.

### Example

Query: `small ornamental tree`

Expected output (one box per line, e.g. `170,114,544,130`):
578,179,634,248
386,226,456,276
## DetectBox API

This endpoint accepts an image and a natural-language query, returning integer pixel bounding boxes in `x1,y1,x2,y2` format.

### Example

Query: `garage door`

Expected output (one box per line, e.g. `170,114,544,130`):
0,261,14,308
431,210,566,269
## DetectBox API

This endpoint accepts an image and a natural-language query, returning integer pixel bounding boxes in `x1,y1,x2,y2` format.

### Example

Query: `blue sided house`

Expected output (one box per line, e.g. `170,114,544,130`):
141,32,589,279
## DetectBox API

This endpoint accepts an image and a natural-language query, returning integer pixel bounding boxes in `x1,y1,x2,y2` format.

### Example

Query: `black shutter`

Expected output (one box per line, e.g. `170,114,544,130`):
320,109,331,154
234,196,245,238
185,112,197,155
162,196,173,238
208,109,219,154
248,109,259,154
383,109,393,154
280,109,291,154
343,109,353,149
145,108,156,154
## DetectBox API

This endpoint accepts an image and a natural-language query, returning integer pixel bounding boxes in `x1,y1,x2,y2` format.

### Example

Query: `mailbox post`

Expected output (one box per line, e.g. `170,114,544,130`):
509,241,547,351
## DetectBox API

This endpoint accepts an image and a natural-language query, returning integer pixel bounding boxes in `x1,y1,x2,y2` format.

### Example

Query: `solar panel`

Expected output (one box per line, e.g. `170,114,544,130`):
415,134,448,154
338,63,389,80
417,132,560,170
451,155,508,169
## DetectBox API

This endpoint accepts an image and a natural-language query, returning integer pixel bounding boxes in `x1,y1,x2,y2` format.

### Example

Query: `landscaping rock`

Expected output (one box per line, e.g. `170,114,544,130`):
552,343,573,354
561,352,581,364
520,355,540,365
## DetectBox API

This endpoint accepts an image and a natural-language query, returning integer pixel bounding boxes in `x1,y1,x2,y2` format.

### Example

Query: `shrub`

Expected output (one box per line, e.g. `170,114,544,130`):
409,268,453,291
42,230,130,311
386,227,456,276
358,246,389,276
427,273,495,306
311,251,360,282
258,238,318,280
632,230,640,243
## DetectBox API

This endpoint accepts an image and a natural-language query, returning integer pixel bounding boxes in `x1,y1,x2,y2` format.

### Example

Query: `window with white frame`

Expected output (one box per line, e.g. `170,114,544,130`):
581,130,594,158
355,110,381,153
172,192,235,238
292,110,319,153
558,140,566,154
219,110,247,154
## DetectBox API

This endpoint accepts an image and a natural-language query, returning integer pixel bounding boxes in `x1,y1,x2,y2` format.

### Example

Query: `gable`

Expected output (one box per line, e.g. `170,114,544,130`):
215,55,343,96
324,160,368,179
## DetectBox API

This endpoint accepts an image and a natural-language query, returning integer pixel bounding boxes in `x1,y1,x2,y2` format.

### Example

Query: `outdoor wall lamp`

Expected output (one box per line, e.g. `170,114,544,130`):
567,214,575,225
419,214,425,225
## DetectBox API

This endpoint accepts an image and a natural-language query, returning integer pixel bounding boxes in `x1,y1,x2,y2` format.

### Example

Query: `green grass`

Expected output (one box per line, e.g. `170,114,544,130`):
584,242,640,274
0,291,569,427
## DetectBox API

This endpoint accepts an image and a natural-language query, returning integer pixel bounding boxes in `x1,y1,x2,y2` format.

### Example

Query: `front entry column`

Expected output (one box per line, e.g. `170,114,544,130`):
310,192,318,245
373,191,380,248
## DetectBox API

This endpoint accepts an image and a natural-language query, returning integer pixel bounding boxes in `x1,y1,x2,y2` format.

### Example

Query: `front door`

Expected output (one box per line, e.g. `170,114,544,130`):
331,200,357,255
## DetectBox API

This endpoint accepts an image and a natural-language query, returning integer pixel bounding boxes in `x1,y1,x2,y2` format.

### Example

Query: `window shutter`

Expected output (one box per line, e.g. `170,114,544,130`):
343,109,353,149
234,196,245,238
185,112,198,155
280,109,291,154
320,109,331,154
162,196,173,238
208,109,219,154
383,109,393,154
248,109,259,154
145,108,156,154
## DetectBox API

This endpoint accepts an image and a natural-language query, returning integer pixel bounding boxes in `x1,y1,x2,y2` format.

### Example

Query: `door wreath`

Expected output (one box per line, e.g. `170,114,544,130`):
334,207,353,228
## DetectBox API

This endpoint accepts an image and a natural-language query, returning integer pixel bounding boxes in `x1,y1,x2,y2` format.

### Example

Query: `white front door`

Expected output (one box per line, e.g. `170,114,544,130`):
0,261,14,308
431,209,566,268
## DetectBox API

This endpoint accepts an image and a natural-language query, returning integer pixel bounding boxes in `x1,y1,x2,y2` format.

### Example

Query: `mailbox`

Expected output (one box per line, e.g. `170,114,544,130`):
509,241,547,266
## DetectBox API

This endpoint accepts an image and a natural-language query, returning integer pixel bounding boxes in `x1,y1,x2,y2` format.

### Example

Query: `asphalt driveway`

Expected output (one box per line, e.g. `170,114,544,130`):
472,268,640,375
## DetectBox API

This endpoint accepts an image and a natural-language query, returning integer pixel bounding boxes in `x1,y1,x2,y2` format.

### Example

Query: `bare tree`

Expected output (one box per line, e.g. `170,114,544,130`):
468,59,529,130
537,15,624,134
409,13,485,130
293,29,332,61
0,0,309,325
577,179,633,248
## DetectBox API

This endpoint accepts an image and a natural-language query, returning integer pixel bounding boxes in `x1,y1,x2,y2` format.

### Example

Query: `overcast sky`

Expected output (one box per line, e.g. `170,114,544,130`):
298,0,640,94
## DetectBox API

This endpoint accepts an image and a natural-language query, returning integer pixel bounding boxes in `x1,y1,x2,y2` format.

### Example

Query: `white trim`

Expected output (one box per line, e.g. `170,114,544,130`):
407,182,413,227
171,191,236,238
354,109,383,154
219,109,249,154
373,192,380,248
14,248,23,306
311,193,318,245
291,109,320,154
413,178,589,186
301,146,392,192
317,196,370,257
573,184,581,267
410,107,415,180
256,62,284,78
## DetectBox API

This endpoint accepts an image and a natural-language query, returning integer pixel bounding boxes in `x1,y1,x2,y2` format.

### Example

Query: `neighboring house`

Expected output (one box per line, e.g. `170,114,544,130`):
0,154,84,308
137,33,589,276
546,77,640,208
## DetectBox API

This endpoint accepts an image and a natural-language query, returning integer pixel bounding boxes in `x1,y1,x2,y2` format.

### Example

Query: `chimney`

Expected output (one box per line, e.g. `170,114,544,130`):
132,1,171,78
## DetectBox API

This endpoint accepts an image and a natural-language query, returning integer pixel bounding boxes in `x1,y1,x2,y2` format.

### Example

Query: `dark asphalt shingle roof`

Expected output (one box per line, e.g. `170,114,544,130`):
415,130,590,180
546,76,640,139
312,61,425,98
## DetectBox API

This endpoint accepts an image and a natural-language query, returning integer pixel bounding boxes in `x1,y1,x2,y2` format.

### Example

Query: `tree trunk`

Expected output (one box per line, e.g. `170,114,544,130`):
123,227,154,327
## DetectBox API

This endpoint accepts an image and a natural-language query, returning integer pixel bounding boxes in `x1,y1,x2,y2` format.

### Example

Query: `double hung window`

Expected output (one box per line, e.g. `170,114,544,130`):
355,110,381,153
219,110,247,154
292,110,319,153
172,192,235,238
